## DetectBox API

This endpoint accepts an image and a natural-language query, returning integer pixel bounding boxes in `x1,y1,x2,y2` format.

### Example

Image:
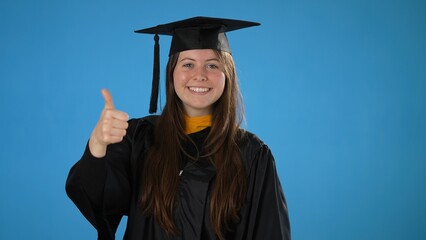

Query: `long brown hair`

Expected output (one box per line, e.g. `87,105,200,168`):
140,50,246,239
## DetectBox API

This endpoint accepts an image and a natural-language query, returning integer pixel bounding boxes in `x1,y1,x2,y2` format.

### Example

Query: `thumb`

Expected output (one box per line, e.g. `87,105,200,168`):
101,89,115,110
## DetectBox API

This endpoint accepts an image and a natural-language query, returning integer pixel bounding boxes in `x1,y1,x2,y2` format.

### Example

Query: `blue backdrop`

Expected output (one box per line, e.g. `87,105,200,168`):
1,0,425,239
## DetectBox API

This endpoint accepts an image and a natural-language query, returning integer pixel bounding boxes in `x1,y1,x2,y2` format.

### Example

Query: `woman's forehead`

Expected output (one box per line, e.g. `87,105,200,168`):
178,49,219,60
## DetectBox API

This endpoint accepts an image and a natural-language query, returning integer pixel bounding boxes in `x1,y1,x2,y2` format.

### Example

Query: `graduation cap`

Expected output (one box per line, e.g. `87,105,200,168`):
135,16,260,113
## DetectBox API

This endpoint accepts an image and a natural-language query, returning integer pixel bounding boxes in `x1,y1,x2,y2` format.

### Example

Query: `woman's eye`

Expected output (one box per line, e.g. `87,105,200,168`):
183,63,193,68
207,64,218,69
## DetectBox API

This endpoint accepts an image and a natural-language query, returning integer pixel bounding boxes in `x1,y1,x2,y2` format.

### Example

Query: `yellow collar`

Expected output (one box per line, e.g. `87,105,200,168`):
184,115,212,134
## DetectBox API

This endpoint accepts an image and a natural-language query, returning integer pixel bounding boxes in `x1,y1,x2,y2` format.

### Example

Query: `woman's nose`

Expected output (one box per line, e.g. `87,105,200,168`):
193,66,207,81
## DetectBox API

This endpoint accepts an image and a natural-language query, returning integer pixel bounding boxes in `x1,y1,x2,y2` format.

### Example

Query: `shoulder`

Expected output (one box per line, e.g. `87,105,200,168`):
237,129,267,151
236,130,281,183
237,129,272,165
128,115,159,127
128,115,159,130
126,115,159,140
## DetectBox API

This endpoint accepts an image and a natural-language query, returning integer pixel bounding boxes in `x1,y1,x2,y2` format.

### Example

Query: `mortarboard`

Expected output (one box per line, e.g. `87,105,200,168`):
135,16,260,113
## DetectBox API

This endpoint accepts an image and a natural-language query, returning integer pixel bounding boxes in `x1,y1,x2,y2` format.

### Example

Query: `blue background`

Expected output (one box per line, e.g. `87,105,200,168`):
1,0,425,239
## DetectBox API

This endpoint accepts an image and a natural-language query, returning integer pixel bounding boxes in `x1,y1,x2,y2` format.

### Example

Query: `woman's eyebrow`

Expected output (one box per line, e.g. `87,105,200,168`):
179,57,220,62
206,58,220,62
178,57,195,62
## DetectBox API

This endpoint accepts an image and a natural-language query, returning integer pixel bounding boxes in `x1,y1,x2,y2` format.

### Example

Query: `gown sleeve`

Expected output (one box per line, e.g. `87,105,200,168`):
65,120,137,240
240,143,291,240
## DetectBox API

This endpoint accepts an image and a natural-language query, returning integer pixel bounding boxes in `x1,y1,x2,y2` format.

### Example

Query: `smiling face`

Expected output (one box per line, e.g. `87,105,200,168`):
173,49,226,117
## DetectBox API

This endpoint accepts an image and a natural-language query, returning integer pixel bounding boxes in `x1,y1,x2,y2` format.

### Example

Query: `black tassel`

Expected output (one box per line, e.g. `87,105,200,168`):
149,34,160,114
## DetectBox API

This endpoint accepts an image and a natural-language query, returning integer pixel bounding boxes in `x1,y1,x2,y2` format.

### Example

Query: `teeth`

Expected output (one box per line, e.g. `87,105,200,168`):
189,87,209,93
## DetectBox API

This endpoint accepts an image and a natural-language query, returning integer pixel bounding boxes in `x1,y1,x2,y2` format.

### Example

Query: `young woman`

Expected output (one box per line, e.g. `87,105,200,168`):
66,17,290,240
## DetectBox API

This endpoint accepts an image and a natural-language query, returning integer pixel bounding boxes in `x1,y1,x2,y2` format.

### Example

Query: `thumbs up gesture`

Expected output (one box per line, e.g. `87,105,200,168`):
89,89,129,158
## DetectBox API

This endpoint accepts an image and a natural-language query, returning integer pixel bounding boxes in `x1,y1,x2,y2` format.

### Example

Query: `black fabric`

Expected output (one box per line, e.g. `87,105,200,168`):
66,116,290,240
134,16,260,56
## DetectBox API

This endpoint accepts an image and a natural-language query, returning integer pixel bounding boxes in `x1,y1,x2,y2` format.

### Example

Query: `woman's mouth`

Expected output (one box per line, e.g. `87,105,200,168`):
188,87,210,93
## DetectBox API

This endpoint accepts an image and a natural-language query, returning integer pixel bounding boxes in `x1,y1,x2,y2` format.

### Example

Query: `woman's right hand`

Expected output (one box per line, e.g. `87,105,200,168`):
89,89,129,158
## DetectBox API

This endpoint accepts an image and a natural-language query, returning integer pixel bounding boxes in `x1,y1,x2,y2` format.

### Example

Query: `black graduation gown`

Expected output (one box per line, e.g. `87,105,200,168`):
66,116,290,240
